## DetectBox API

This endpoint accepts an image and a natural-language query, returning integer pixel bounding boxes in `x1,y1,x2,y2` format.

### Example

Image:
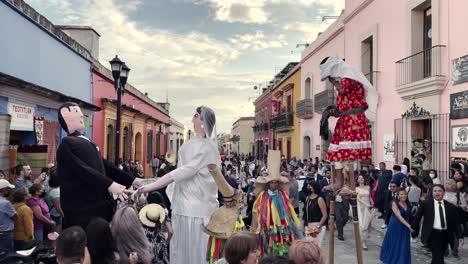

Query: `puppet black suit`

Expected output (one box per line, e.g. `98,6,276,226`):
56,102,137,229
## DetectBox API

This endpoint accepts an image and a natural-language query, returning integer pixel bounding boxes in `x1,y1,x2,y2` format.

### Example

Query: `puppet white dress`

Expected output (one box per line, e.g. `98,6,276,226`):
166,138,221,264
136,106,220,264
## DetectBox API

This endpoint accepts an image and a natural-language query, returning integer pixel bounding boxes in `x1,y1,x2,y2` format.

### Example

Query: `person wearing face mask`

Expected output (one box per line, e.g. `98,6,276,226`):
135,106,221,264
303,181,327,246
27,183,55,242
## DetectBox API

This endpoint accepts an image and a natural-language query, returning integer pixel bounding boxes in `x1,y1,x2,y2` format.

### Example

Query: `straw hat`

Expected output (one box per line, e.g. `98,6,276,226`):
201,164,242,239
254,150,289,195
139,204,166,227
165,151,177,166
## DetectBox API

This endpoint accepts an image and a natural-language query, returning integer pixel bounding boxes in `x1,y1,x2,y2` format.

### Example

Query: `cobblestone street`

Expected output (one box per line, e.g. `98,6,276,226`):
320,216,467,264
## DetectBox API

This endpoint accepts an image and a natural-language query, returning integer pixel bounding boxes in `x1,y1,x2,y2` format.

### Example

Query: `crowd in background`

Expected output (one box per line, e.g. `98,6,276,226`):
1,153,467,263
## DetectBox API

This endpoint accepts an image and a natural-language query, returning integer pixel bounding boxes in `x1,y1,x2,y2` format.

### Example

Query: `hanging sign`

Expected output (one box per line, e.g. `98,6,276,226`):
452,55,468,85
450,90,468,119
8,102,35,131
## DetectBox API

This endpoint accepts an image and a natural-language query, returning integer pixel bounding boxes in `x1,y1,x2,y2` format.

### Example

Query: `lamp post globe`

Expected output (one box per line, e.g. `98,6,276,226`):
120,62,130,87
109,55,123,82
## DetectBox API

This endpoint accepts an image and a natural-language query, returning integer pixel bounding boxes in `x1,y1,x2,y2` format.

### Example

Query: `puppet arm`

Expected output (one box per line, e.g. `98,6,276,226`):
102,159,135,188
136,145,213,195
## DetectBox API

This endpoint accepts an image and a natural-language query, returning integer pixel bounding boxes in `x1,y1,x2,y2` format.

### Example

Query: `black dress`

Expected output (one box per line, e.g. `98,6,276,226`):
303,196,323,224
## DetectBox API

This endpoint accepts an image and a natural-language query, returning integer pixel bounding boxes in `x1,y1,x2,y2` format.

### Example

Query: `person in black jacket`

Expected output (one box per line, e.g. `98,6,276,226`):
411,184,464,264
382,181,399,228
376,162,393,218
56,102,141,230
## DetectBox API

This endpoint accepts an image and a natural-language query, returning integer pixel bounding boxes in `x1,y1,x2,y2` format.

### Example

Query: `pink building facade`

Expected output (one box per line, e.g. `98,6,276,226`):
253,88,273,164
300,0,468,181
92,62,170,176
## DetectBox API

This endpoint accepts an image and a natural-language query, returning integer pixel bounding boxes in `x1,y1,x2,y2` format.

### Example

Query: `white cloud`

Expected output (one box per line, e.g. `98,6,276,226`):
229,31,286,50
26,0,344,133
199,0,270,24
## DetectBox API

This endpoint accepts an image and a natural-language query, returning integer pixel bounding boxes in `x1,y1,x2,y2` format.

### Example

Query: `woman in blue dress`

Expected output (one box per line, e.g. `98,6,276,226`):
380,189,414,264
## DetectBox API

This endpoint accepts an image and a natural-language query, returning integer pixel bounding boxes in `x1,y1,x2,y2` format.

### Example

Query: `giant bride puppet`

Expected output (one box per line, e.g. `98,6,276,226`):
136,106,221,264
56,102,141,229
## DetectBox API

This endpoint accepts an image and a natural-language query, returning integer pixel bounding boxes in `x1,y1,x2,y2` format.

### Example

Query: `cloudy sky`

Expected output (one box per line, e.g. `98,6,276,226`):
28,0,343,133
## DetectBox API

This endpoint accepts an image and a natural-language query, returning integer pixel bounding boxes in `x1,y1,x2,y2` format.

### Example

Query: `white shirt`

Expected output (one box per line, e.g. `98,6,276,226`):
166,138,221,218
433,199,447,230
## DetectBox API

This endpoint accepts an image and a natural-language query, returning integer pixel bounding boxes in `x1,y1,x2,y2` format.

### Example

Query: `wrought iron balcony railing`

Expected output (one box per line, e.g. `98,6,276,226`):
296,99,313,119
270,112,294,132
396,45,445,87
314,89,335,113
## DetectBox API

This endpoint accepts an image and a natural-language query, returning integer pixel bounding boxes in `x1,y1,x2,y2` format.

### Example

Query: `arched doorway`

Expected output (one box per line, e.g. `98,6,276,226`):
303,136,311,159
106,125,115,161
135,132,142,163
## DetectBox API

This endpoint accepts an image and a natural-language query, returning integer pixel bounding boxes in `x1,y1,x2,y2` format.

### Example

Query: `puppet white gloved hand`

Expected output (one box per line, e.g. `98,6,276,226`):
108,182,128,201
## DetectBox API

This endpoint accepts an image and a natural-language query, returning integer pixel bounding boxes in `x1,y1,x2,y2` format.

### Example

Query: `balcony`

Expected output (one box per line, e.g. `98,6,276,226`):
314,89,335,113
396,45,446,100
253,123,268,133
270,112,294,132
296,99,314,119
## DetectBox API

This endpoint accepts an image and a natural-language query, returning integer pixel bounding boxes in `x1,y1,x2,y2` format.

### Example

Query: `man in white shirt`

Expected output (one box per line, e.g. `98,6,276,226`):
412,184,463,264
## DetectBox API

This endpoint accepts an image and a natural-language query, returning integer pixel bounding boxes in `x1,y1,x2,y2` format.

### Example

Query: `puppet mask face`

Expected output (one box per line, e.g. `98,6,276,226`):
60,105,84,133
192,112,206,138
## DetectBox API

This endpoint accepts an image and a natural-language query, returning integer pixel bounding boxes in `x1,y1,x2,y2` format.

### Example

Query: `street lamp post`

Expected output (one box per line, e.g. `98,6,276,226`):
109,55,130,166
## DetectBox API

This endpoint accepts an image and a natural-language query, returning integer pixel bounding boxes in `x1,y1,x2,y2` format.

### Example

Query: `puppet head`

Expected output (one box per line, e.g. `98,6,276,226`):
58,102,84,134
192,106,216,139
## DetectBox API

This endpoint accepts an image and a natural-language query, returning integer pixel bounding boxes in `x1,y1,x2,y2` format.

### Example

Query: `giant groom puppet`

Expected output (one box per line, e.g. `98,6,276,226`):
56,102,140,229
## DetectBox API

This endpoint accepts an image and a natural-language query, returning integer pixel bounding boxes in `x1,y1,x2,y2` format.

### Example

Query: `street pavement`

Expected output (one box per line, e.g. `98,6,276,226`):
319,216,467,264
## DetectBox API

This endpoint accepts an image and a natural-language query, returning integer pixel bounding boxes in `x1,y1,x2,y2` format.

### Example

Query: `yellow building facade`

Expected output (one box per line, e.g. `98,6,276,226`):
270,64,301,160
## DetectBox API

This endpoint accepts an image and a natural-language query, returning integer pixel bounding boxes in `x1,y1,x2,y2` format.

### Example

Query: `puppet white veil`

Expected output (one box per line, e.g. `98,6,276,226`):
199,106,217,142
319,56,378,114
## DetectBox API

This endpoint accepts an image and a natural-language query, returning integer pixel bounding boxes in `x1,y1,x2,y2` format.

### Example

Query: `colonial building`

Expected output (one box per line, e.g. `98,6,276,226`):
169,118,185,157
300,0,468,181
0,0,99,178
253,87,273,164
231,117,255,157
270,63,301,161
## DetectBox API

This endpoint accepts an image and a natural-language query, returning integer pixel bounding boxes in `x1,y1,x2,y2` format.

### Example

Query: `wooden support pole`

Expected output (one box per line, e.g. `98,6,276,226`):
347,162,363,264
328,167,336,264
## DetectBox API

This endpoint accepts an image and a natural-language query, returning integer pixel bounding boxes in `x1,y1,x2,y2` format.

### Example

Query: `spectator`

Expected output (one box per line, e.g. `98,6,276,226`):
215,231,260,264
303,181,327,246
147,191,173,241
428,169,440,185
379,189,413,264
135,160,144,178
288,171,299,214
406,177,422,209
151,155,160,177
140,204,169,264
12,188,34,250
289,239,325,264
382,181,399,229
27,183,55,242
14,163,32,191
45,168,64,232
55,226,87,264
376,162,393,219
86,218,119,264
0,179,16,254
0,169,6,180
111,205,152,264
391,165,406,186
444,179,466,258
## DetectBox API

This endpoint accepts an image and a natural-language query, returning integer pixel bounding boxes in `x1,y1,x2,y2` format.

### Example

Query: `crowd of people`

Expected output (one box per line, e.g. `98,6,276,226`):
1,151,467,264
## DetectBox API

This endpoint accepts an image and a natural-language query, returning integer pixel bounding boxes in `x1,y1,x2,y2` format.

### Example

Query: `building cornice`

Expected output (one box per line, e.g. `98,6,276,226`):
343,0,375,24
